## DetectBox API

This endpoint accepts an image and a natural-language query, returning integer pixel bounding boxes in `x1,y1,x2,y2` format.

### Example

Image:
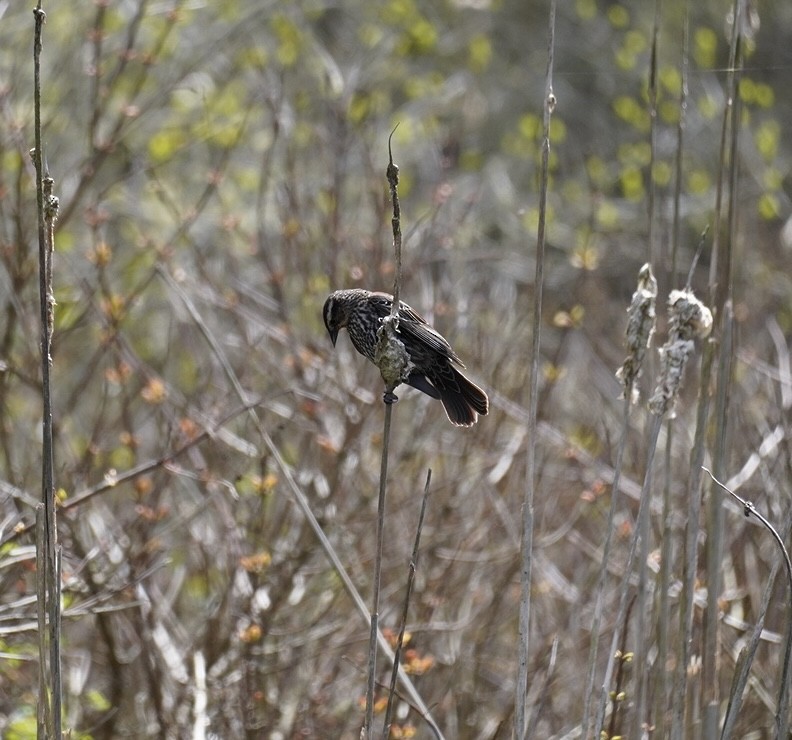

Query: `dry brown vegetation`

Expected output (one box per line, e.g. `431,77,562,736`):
1,1,792,738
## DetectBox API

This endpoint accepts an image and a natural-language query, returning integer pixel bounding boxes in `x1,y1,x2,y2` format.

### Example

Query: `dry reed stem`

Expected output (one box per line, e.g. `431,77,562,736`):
366,129,407,739
383,469,432,738
515,2,555,736
32,4,63,736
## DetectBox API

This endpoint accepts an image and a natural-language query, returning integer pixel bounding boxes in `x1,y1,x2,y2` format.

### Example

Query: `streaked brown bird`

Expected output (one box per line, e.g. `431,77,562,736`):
323,289,488,426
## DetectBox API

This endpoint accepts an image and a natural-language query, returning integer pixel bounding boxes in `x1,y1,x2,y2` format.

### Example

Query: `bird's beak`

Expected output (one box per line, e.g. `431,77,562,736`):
328,328,338,346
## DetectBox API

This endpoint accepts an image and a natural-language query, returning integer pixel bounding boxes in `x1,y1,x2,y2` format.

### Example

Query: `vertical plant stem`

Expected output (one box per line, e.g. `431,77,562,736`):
669,339,715,740
594,415,662,738
387,127,402,315
654,431,673,738
526,636,559,739
703,305,733,736
633,411,660,738
644,7,668,732
778,582,792,740
719,555,783,740
32,4,62,738
383,469,432,738
657,12,688,733
608,597,637,739
703,1,742,732
670,1,689,283
35,506,50,735
366,403,394,737
581,396,630,737
640,11,661,727
515,2,555,736
366,128,405,739
260,427,444,738
647,0,660,267
704,470,792,738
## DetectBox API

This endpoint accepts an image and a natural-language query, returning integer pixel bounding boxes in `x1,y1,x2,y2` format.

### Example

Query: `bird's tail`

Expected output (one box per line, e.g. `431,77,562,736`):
439,368,489,427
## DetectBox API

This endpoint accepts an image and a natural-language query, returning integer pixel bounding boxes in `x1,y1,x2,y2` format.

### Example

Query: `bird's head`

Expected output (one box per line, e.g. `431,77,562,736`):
323,292,342,346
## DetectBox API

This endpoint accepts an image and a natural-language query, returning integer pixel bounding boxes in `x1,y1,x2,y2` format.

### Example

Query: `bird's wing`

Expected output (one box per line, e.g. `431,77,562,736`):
367,292,464,366
399,314,464,366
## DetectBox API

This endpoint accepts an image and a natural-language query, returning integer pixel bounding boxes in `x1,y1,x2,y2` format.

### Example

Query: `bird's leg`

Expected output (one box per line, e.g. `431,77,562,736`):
383,388,399,404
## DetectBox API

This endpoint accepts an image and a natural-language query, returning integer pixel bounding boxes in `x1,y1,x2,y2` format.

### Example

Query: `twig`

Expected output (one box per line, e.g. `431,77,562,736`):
525,636,559,739
668,339,715,740
159,236,443,736
670,0,690,285
594,414,662,737
383,469,432,738
366,127,407,739
609,596,637,739
0,399,261,545
35,506,50,735
515,3,555,736
32,3,62,737
703,302,734,736
600,284,712,735
720,553,784,740
387,124,402,315
647,0,659,267
701,0,743,730
366,402,393,737
344,657,442,740
704,467,792,738
584,264,657,737
580,396,630,738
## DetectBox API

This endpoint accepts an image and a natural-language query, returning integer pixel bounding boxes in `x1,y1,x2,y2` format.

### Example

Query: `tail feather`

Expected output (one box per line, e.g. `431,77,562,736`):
438,368,489,427
406,367,488,426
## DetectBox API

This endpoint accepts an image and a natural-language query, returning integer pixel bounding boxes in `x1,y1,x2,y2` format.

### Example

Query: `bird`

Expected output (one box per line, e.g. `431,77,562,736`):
323,289,488,426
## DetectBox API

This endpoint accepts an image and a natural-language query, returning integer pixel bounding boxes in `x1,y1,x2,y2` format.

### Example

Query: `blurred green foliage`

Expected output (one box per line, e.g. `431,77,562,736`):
0,0,791,736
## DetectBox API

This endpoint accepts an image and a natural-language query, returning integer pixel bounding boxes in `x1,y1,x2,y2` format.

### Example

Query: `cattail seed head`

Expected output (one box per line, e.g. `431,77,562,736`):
616,263,658,403
666,289,713,340
648,288,712,417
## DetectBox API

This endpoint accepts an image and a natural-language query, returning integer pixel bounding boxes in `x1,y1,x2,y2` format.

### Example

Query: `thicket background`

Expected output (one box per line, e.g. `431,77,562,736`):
1,0,791,738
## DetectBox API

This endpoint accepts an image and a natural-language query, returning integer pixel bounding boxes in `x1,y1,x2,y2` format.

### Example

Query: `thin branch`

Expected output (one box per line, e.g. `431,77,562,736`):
647,0,659,267
515,3,556,736
158,237,443,736
383,469,432,738
366,127,407,739
594,415,663,737
35,506,50,736
387,124,402,315
668,344,715,739
609,597,637,739
584,264,657,737
670,0,689,285
701,0,743,732
32,3,62,737
0,399,261,545
526,636,559,739
366,401,393,737
704,467,792,737
581,397,629,737
259,428,444,737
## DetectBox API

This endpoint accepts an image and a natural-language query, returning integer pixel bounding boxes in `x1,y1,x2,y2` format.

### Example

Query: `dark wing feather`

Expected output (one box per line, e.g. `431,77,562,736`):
406,373,442,399
367,291,464,367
